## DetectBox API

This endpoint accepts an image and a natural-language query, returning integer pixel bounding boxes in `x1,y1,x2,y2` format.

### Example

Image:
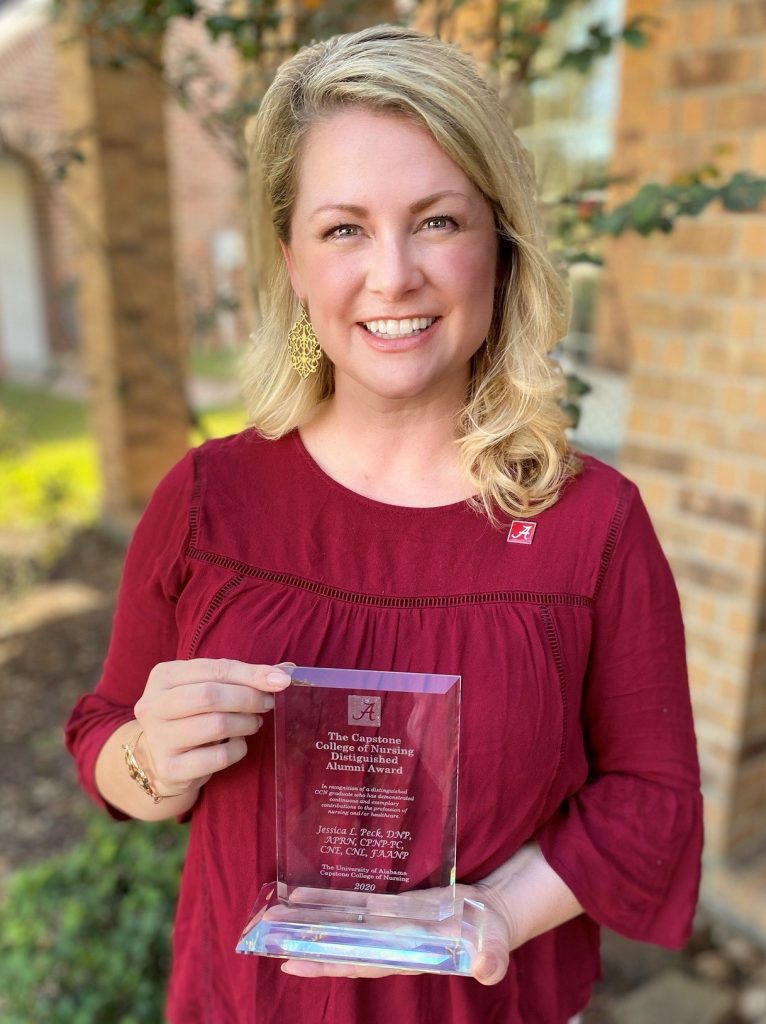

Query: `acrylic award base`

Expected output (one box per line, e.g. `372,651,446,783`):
237,883,485,975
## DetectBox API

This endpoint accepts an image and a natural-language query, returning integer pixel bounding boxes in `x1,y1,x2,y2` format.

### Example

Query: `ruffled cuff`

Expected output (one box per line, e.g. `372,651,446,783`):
536,774,703,948
65,692,136,821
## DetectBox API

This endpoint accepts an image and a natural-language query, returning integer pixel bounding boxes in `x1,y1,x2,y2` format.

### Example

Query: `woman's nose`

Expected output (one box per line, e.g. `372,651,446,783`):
365,234,425,299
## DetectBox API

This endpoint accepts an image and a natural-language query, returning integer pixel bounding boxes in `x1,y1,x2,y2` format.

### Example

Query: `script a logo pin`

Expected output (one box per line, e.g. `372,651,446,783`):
507,521,537,545
348,695,382,727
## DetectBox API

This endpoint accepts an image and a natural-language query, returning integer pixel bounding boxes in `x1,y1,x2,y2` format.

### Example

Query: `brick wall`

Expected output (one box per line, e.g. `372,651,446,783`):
605,0,766,880
0,12,246,366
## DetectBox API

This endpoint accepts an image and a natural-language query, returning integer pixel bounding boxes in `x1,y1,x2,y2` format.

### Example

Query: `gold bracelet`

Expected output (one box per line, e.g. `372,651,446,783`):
123,730,165,803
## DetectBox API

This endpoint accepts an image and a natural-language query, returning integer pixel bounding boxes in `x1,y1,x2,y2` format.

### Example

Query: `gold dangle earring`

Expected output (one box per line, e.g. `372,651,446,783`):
287,306,321,379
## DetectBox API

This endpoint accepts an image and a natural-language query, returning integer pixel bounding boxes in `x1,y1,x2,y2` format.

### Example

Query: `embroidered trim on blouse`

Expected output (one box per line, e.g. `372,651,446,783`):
185,546,594,610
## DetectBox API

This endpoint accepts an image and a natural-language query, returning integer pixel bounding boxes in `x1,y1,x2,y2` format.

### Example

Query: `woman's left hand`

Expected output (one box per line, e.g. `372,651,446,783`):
279,844,583,985
279,881,518,985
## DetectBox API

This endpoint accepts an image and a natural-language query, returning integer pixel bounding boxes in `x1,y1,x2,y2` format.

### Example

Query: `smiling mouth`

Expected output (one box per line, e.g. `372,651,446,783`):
361,316,438,339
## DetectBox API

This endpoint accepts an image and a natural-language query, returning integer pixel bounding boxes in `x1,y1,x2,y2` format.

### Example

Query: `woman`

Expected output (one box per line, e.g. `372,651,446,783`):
66,24,703,1024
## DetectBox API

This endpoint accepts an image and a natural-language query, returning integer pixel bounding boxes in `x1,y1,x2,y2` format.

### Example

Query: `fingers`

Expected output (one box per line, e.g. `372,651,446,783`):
280,960,421,979
132,658,293,796
159,682,277,719
148,659,292,692
280,947,504,983
158,711,263,747
153,736,250,785
136,659,291,725
471,950,508,986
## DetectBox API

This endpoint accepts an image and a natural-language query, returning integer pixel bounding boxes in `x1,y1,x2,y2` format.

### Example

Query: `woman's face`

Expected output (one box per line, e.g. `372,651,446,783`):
282,107,499,409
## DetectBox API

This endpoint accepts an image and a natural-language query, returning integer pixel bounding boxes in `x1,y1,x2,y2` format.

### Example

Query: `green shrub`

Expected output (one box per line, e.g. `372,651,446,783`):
0,814,188,1024
0,384,99,529
0,382,246,531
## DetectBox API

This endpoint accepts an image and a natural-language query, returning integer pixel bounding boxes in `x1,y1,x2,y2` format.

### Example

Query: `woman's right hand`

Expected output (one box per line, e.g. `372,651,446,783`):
132,659,292,800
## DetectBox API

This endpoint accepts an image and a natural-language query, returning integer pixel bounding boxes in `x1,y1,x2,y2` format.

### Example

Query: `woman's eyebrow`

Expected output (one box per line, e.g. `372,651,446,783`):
410,190,471,213
309,190,471,220
310,202,367,220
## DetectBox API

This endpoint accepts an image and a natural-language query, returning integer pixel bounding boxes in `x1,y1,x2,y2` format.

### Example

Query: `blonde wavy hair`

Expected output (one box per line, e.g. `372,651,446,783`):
242,24,580,520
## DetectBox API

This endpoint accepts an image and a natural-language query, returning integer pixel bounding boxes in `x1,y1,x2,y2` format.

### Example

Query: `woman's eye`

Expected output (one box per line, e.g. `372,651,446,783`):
325,224,359,238
423,215,458,230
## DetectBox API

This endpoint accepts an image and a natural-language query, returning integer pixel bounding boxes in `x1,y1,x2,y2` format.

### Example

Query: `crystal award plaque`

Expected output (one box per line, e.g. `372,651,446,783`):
236,666,485,974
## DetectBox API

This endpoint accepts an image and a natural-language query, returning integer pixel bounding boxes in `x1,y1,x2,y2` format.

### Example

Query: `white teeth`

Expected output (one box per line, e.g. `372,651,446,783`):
362,316,436,337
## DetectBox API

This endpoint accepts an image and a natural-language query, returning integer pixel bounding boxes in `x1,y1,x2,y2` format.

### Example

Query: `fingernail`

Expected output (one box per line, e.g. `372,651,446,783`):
267,670,291,686
262,696,275,711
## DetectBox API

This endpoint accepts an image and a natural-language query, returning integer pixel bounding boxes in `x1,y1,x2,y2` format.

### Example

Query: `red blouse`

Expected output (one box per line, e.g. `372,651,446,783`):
65,430,703,1024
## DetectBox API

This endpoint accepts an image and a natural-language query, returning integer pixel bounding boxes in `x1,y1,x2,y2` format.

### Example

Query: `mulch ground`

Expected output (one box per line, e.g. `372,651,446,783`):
0,527,124,876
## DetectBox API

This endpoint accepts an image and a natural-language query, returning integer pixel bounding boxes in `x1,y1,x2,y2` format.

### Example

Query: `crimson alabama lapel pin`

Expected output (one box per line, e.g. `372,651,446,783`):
507,521,537,545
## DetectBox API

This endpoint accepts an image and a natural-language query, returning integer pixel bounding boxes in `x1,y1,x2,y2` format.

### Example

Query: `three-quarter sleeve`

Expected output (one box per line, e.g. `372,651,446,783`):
64,450,195,817
537,479,703,948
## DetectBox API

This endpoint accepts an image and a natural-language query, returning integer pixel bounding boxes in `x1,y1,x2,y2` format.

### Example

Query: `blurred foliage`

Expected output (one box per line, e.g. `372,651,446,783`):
555,160,766,266
194,403,248,441
0,385,98,529
57,0,371,60
562,370,591,430
494,0,655,81
0,382,89,444
54,0,371,170
0,813,188,1024
0,383,246,531
53,0,766,242
188,346,243,382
